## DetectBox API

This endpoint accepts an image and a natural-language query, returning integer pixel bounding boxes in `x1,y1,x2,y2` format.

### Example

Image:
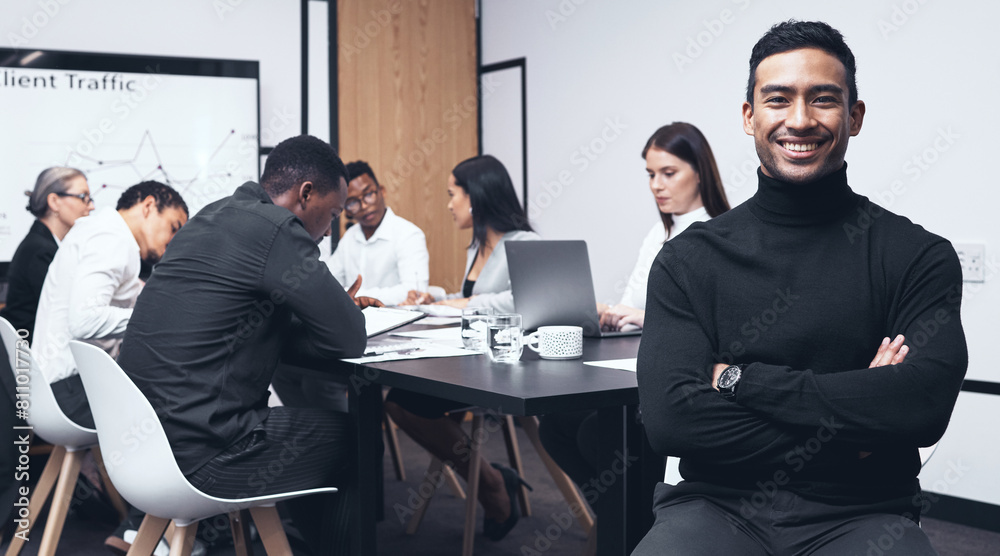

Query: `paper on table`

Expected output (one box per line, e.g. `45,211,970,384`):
413,304,464,318
343,343,477,364
419,316,462,326
363,306,424,337
583,358,637,372
391,327,462,341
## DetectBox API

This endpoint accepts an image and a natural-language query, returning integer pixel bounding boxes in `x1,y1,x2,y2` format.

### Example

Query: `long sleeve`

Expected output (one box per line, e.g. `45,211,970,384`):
325,241,349,287
619,223,663,310
637,251,806,467
66,230,134,340
355,227,429,305
733,240,967,448
263,223,367,361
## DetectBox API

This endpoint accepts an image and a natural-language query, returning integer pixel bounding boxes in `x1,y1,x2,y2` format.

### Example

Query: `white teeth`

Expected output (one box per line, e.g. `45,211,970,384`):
783,142,818,152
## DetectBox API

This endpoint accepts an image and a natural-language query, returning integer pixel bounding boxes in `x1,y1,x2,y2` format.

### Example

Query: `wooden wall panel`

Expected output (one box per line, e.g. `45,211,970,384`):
338,0,477,294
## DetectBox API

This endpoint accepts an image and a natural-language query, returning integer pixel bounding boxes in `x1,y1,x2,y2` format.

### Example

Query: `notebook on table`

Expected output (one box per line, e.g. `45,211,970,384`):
505,240,642,338
363,306,426,337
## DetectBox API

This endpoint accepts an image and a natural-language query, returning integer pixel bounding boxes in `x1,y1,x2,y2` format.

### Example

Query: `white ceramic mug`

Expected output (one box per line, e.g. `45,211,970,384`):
526,326,583,360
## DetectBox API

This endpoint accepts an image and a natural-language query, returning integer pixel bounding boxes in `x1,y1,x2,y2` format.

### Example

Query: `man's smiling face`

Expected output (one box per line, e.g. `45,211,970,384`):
742,47,865,184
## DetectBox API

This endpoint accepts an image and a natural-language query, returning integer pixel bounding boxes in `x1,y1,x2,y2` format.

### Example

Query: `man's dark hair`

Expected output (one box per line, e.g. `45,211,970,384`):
260,135,349,197
346,160,379,188
747,20,858,107
116,181,188,215
451,154,532,250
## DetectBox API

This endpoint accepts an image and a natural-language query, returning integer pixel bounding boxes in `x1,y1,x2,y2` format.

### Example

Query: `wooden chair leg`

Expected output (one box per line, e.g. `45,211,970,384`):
229,510,255,556
5,446,66,556
501,415,531,517
462,414,485,556
441,461,466,499
383,410,407,481
249,505,294,556
36,448,85,556
405,457,442,535
92,446,129,521
518,416,595,533
126,514,170,556
167,521,199,556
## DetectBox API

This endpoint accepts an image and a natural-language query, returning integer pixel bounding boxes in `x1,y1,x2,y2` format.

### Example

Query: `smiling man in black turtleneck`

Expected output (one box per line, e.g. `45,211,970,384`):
633,20,967,555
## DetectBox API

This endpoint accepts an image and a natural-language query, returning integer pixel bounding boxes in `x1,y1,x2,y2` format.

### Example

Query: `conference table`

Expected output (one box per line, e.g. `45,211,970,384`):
337,328,663,555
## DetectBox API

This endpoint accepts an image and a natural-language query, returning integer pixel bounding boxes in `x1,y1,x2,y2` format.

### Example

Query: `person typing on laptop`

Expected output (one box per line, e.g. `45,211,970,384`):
390,155,539,541
597,122,731,332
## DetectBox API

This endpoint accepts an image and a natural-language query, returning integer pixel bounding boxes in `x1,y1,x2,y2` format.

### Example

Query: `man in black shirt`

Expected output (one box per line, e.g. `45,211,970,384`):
633,21,966,555
118,135,366,554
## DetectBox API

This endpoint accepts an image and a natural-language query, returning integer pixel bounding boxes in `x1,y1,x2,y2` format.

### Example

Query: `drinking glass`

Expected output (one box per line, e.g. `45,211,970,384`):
461,307,493,351
487,313,523,363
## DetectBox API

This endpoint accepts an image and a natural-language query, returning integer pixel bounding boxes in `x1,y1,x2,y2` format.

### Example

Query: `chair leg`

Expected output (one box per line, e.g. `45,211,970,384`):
5,446,66,556
405,457,451,535
92,446,129,522
518,416,595,534
36,448,85,556
229,510,255,556
501,415,531,517
167,521,199,556
126,514,170,556
462,413,485,556
441,461,466,499
383,410,407,482
249,505,294,556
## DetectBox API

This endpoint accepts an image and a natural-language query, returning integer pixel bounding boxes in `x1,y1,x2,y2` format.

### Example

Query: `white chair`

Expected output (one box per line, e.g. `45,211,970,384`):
69,340,338,556
0,317,127,556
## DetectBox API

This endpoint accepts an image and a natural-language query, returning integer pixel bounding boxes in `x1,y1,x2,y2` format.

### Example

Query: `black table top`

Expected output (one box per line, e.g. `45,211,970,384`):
358,334,641,416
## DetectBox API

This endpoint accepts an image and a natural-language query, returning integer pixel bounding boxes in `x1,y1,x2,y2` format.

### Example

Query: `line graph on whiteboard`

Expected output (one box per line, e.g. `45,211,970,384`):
66,129,259,212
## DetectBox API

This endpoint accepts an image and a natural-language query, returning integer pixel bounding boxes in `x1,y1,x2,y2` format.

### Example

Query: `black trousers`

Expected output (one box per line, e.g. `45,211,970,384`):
50,373,95,429
630,481,937,556
186,407,354,555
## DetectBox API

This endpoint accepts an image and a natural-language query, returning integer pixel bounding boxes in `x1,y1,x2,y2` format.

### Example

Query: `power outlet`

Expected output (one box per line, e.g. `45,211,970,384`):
954,243,985,283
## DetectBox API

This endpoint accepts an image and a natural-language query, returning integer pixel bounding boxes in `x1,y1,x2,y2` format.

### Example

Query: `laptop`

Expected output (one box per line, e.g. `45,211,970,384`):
506,240,642,338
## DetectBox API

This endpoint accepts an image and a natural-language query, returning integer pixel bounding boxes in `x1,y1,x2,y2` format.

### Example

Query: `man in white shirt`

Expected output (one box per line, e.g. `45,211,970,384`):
325,160,429,306
32,181,188,428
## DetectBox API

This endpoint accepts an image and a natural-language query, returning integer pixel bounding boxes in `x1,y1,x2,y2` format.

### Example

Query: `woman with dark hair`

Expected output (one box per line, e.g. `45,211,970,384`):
599,121,731,331
539,124,730,551
404,154,537,311
1,167,92,338
390,155,538,542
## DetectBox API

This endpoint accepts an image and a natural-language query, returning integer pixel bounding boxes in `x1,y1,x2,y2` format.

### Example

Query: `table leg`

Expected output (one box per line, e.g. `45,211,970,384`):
351,376,381,555
595,405,627,555
624,405,663,553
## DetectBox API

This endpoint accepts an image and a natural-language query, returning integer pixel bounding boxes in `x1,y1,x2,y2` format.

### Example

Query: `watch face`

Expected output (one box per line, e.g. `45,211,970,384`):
719,366,741,389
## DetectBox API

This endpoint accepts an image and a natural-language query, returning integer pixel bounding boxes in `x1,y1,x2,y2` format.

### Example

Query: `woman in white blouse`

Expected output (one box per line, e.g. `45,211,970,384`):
599,122,731,331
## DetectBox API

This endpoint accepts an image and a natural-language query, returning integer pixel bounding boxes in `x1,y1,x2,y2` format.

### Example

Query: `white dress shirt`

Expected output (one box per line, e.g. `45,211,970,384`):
32,207,142,383
325,207,429,306
619,207,710,311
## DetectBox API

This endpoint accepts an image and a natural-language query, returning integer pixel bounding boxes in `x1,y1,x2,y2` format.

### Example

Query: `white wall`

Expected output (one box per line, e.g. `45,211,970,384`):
0,0,303,149
482,0,1000,508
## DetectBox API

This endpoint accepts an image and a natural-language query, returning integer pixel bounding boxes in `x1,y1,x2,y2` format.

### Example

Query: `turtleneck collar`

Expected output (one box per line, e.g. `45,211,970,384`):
667,206,709,240
749,163,858,226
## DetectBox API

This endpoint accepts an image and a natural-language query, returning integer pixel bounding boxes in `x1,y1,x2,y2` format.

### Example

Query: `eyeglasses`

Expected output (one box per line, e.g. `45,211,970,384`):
55,191,94,205
345,189,379,214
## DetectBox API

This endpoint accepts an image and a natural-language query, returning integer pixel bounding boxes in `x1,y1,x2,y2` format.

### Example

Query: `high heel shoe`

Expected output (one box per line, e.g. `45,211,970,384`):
483,463,533,541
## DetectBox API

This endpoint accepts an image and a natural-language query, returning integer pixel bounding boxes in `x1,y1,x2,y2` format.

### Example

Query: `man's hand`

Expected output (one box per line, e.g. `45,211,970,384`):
434,297,470,309
711,363,729,390
402,290,435,305
346,275,384,308
869,334,908,368
600,304,645,331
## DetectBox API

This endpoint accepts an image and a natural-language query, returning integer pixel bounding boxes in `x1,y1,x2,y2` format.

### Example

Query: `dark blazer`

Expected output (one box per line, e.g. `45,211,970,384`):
1,220,57,339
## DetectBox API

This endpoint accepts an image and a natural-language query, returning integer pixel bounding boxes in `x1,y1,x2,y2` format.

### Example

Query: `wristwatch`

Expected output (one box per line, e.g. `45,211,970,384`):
717,364,743,399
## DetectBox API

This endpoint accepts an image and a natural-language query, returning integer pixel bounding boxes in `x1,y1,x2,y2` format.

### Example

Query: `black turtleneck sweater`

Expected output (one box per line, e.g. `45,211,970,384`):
637,164,968,505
